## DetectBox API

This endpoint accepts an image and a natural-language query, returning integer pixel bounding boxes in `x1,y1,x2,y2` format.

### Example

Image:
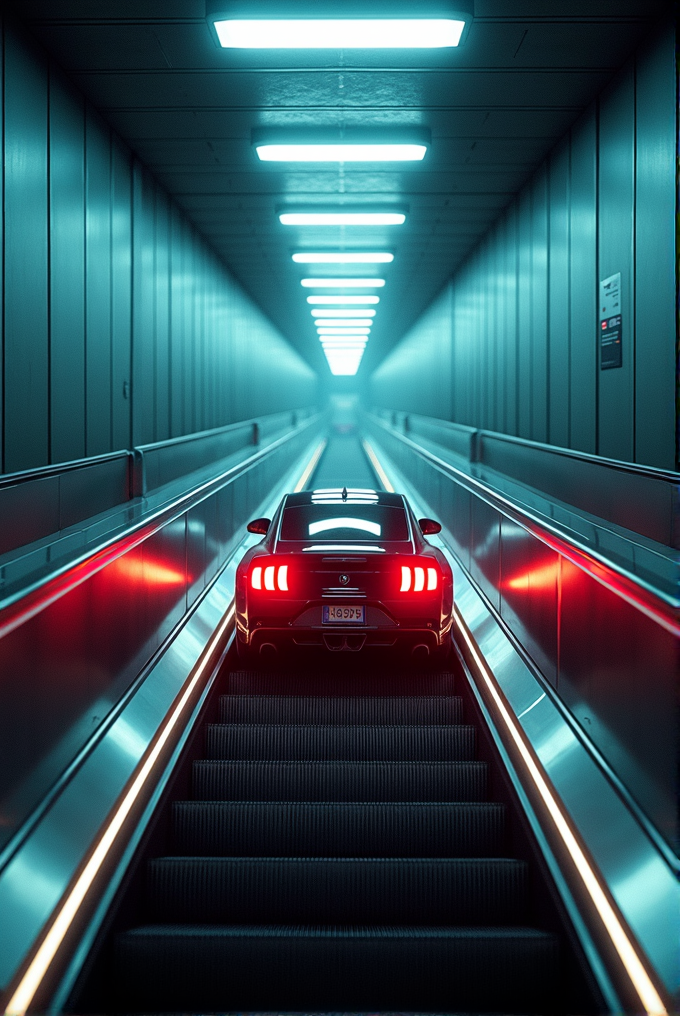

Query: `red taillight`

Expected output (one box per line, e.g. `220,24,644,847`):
400,564,438,593
251,563,288,592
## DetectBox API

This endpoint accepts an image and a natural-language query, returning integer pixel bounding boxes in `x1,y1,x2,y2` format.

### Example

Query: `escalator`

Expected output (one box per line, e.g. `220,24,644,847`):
71,651,597,1014
59,431,602,1014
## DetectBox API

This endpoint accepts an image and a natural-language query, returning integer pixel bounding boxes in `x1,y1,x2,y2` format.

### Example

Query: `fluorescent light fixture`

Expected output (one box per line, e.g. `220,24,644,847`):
293,252,393,264
325,357,364,377
316,318,373,327
302,278,385,288
312,308,376,317
280,212,406,226
319,339,365,347
317,328,371,335
212,19,468,49
307,295,380,305
257,143,425,162
320,343,368,350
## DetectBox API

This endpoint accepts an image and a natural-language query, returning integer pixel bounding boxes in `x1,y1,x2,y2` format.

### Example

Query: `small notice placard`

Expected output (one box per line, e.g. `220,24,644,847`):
600,273,622,370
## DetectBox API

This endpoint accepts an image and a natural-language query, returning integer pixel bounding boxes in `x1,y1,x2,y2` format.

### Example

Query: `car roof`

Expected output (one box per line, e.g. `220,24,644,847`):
285,489,406,509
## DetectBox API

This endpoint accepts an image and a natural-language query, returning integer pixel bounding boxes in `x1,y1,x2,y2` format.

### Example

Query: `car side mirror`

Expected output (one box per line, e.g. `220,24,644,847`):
419,518,441,535
247,517,271,535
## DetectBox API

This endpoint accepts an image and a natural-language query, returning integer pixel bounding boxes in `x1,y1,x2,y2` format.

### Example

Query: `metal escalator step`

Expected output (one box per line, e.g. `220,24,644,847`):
145,857,528,925
192,760,487,802
219,694,463,725
115,924,558,1013
172,801,505,857
205,724,475,761
227,669,456,697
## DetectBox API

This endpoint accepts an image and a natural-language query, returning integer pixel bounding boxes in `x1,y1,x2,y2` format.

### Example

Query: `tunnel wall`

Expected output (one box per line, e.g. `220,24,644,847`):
0,16,317,476
371,22,676,471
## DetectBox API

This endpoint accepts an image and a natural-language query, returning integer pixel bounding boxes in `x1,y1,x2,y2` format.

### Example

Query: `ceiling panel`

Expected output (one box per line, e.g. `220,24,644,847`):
13,0,671,375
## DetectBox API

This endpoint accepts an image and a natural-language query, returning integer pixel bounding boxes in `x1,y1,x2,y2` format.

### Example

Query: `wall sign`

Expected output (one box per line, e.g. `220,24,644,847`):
599,273,622,370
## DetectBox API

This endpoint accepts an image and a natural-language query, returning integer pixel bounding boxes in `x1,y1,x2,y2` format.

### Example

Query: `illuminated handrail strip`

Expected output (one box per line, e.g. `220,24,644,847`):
362,438,395,492
3,603,235,1016
3,431,328,1012
371,417,680,633
294,439,327,492
362,436,669,1016
453,609,668,1016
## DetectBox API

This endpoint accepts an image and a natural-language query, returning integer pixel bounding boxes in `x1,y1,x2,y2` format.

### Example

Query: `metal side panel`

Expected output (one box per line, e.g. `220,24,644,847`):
365,433,680,1006
0,433,324,1001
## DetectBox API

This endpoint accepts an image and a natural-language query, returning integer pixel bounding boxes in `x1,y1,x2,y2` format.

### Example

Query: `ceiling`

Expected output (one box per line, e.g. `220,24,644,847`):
17,0,671,376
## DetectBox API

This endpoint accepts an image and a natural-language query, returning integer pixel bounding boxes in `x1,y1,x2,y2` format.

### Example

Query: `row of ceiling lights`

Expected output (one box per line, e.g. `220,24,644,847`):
206,4,473,376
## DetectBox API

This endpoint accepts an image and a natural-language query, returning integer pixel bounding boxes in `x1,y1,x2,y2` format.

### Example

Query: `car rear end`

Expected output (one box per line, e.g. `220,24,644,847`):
235,489,453,660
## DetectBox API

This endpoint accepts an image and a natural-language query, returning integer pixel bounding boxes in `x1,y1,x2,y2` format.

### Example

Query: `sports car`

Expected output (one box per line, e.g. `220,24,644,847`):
235,487,453,661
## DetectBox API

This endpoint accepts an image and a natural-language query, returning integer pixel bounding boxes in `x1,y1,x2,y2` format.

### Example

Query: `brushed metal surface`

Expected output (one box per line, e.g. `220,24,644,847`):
367,418,679,857
0,421,321,854
0,435,320,995
366,434,680,1002
499,516,559,687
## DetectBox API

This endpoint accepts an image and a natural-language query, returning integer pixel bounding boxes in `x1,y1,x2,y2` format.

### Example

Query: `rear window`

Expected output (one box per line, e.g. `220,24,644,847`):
280,504,410,543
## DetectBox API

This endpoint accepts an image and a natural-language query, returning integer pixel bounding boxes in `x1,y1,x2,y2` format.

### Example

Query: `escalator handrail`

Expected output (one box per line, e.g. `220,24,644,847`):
0,414,322,640
371,415,680,632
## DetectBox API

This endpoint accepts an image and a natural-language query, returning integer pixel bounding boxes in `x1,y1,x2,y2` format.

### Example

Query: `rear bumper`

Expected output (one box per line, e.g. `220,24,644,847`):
237,620,451,654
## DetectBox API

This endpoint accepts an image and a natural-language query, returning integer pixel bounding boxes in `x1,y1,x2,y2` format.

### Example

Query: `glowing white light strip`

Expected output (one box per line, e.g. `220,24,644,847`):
312,308,376,317
257,143,426,163
309,517,381,537
302,278,385,288
356,437,670,1014
317,318,373,328
361,439,395,493
294,252,393,264
280,212,405,226
317,328,371,335
319,341,368,348
3,604,236,1016
215,19,466,49
307,296,380,305
454,614,668,1016
293,439,327,493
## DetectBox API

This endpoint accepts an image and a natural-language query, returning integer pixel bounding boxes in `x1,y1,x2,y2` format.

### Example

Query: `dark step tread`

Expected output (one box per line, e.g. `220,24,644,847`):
115,924,558,1013
205,724,476,761
172,801,505,856
193,760,488,802
219,694,463,725
146,857,528,924
227,670,456,697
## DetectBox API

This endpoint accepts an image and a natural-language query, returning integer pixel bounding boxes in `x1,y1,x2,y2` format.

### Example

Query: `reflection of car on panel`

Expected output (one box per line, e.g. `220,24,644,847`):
235,487,453,662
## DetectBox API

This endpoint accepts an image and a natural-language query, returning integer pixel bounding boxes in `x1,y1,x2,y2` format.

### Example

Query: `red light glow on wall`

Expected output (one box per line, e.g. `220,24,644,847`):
109,555,186,588
505,561,560,592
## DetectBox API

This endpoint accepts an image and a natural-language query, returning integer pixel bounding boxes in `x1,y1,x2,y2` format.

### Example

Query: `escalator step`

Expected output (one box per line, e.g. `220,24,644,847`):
219,694,463,725
145,857,528,925
193,760,488,802
205,724,476,761
115,924,558,1013
227,669,456,697
172,801,505,856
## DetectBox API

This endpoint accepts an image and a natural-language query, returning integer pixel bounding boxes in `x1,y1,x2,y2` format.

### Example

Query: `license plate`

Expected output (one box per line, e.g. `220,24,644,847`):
323,605,365,624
